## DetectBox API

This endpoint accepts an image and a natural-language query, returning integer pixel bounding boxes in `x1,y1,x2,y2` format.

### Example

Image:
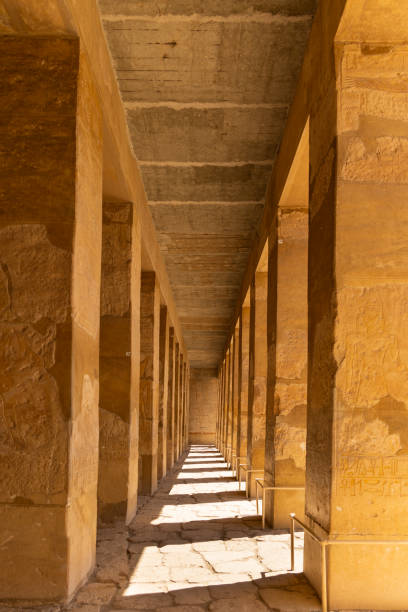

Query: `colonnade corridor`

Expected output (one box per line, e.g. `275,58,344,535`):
62,445,319,612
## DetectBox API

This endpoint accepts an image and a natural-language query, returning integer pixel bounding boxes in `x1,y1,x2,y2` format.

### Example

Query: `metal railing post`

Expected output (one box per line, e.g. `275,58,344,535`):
290,513,295,571
321,542,328,612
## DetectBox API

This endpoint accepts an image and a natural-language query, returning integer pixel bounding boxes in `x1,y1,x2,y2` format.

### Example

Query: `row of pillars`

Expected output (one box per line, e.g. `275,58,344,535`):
99,205,190,522
0,37,189,603
217,26,408,608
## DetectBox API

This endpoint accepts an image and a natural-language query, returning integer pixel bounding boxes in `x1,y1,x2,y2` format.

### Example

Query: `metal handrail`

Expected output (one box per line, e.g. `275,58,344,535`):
289,513,408,612
238,466,264,498
234,455,246,479
238,463,247,489
255,479,304,528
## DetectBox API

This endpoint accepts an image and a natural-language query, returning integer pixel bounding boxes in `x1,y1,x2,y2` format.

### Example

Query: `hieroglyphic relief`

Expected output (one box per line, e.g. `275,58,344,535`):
338,455,408,497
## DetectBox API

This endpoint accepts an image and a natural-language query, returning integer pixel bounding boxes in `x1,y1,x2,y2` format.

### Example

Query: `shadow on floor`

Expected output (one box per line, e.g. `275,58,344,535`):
64,445,321,612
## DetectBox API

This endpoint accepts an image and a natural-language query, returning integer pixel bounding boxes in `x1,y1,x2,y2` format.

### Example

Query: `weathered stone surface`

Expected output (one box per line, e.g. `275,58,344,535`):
304,17,408,610
189,368,218,444
158,306,170,481
0,37,102,601
264,201,308,528
99,202,141,524
166,327,176,469
98,0,316,368
246,271,268,497
99,1,317,17
138,271,160,496
76,583,117,605
259,585,320,611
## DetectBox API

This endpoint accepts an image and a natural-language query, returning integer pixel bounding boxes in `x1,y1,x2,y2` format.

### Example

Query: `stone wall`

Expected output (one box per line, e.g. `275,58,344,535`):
189,368,218,444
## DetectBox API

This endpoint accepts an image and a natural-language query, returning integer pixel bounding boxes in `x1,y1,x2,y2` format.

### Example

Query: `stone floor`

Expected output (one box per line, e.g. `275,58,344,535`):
61,444,321,612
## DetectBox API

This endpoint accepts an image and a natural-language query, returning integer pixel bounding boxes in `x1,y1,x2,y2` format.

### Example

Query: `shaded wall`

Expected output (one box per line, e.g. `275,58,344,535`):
189,368,218,444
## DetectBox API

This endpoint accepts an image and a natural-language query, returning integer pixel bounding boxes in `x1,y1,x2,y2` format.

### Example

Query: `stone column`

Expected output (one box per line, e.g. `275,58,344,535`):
174,342,180,459
224,348,231,457
177,353,183,458
138,271,160,496
218,361,224,451
239,307,250,465
185,365,190,448
232,324,240,461
215,365,222,449
264,209,308,528
0,38,102,601
98,202,141,523
166,327,176,469
247,271,268,497
304,15,408,609
157,306,169,481
182,362,187,451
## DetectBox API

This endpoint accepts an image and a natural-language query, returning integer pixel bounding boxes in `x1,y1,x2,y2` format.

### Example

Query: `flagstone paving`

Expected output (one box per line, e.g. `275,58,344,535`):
64,445,321,612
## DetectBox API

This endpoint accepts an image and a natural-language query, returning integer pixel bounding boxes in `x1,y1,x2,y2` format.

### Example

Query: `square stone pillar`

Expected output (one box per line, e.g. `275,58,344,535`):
304,25,408,609
177,353,183,458
232,324,240,460
138,271,160,496
0,37,102,601
181,362,187,451
223,348,231,456
239,307,250,463
218,360,226,451
158,305,169,481
247,271,268,497
166,327,176,469
185,365,190,448
264,209,308,528
174,342,180,459
98,202,141,524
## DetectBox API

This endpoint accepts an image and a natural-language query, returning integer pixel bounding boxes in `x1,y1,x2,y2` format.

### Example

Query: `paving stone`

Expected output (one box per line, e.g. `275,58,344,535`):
75,583,117,605
169,567,219,583
208,597,269,611
192,540,225,552
208,581,257,599
201,550,254,566
68,607,102,612
161,552,206,568
111,590,172,609
128,566,170,583
172,586,211,605
60,447,322,612
259,585,321,611
160,606,207,612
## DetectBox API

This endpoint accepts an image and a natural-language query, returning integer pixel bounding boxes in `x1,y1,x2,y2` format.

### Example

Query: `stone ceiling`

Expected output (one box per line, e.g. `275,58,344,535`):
98,0,316,368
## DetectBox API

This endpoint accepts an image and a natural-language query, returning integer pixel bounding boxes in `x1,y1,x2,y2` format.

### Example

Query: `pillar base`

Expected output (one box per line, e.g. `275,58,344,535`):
304,532,408,610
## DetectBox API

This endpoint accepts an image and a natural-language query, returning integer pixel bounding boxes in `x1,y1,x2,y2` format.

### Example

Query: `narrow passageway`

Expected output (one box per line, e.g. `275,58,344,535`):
66,445,321,612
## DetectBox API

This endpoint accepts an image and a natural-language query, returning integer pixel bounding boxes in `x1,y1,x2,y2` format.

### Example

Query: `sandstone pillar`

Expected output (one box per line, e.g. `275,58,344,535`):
264,120,309,528
247,271,268,497
216,368,222,448
304,10,408,608
98,202,141,524
157,306,169,481
166,327,176,469
224,348,231,458
182,362,187,450
0,37,102,600
185,365,190,447
218,360,226,452
232,324,240,461
178,353,184,458
238,307,250,469
138,271,160,496
174,342,180,459
264,209,308,528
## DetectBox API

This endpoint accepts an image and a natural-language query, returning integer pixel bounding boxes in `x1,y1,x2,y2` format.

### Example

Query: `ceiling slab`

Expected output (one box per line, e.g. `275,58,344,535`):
98,0,316,367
